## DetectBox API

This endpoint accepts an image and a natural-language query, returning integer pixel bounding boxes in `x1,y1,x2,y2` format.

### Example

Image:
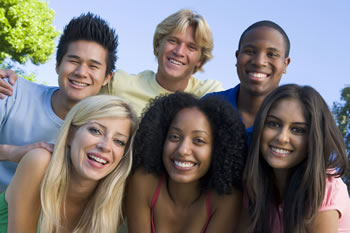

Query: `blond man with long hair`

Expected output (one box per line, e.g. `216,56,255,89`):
100,8,223,116
0,95,138,233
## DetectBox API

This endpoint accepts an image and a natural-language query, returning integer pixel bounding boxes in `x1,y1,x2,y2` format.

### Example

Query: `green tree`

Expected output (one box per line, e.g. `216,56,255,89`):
332,87,350,190
0,0,59,64
0,0,59,82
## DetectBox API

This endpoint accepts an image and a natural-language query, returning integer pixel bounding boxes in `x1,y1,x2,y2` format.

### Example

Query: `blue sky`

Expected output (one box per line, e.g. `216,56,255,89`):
28,0,350,106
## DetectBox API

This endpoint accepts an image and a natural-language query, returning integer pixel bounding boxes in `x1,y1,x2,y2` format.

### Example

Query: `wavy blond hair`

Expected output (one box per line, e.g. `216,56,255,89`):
153,8,213,73
39,95,138,233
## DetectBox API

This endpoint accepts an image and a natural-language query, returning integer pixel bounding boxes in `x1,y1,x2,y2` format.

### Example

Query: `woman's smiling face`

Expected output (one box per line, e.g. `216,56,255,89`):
162,107,213,184
69,117,131,183
261,98,308,174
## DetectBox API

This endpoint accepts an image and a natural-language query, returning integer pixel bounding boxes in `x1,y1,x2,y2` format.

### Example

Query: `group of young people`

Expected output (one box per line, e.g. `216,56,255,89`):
0,8,348,233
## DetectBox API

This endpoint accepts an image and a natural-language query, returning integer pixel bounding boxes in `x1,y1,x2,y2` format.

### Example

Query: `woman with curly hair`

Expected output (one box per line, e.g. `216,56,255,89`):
126,92,247,233
241,84,350,233
0,95,138,233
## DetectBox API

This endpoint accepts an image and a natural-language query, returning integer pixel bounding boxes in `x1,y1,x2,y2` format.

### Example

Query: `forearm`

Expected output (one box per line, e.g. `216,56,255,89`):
0,142,53,163
0,144,13,162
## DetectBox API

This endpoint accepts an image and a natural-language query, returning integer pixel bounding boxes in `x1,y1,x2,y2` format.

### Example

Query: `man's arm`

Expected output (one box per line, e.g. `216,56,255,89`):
0,142,53,163
0,69,18,98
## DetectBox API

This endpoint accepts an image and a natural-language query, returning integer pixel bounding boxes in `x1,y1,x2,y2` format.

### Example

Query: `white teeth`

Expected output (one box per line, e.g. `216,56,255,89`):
174,160,195,168
71,80,88,86
169,59,183,66
88,154,107,164
271,147,291,154
249,72,267,78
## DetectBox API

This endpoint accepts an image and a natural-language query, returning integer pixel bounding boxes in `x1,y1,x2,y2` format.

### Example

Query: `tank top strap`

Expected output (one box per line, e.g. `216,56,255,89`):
200,190,213,233
205,190,211,216
151,175,163,208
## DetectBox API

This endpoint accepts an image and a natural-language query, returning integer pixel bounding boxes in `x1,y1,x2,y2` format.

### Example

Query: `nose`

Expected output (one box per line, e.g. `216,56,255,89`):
97,136,112,152
174,43,186,56
252,52,267,67
74,64,88,78
276,127,290,144
177,138,192,156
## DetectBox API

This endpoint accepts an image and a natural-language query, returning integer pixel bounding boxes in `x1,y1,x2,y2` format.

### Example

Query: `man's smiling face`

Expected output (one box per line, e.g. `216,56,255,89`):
156,26,202,88
236,26,290,97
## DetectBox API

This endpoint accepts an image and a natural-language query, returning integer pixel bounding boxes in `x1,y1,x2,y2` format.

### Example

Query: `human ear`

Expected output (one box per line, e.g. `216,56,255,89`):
102,72,113,86
283,57,291,74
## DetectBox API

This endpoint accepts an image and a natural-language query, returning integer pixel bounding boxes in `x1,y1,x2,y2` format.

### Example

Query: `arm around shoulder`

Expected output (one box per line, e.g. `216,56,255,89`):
6,148,51,233
126,168,158,233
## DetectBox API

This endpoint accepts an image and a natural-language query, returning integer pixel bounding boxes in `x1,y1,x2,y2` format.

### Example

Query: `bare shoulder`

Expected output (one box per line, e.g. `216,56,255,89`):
127,168,159,202
130,168,159,187
20,147,52,168
205,188,243,233
211,187,243,209
6,148,51,201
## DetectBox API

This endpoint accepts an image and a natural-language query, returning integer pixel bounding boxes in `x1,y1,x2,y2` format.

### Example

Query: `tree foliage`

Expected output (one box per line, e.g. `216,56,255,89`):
0,0,60,65
332,87,350,190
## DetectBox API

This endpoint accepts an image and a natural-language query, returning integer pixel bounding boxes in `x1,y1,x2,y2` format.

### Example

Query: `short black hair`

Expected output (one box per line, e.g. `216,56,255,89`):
56,12,118,75
133,92,248,194
238,20,290,58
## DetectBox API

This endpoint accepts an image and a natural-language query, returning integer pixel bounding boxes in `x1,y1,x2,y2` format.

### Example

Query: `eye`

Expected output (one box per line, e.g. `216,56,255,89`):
88,127,102,135
89,64,99,69
267,52,279,58
242,48,254,55
167,38,177,44
167,133,180,142
193,137,206,145
265,120,281,128
114,139,126,146
69,59,79,64
291,126,307,135
188,44,199,51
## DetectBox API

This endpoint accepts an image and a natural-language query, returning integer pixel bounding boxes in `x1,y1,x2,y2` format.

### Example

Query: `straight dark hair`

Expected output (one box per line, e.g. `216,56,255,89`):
244,84,347,233
56,12,118,76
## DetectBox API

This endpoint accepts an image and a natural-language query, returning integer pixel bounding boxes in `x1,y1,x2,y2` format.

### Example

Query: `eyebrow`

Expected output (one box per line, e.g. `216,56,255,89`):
170,126,210,136
242,44,281,52
91,121,128,138
266,115,308,125
66,54,103,66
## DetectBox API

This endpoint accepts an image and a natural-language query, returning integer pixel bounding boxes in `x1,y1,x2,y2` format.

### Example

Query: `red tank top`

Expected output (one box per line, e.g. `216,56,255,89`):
150,175,213,233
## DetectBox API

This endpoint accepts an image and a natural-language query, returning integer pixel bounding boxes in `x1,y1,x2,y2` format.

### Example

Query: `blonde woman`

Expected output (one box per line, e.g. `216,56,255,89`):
0,95,138,233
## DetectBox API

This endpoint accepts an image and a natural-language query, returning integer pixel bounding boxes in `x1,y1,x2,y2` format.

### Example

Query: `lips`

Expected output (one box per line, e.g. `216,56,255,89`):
69,79,89,88
247,71,269,80
168,58,185,66
172,159,196,170
269,145,292,157
87,152,109,168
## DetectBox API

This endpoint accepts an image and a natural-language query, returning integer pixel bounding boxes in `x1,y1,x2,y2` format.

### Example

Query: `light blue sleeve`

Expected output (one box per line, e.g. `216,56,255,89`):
0,78,17,130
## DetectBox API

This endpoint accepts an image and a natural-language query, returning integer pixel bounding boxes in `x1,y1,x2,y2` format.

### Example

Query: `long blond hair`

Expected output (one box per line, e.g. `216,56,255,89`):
40,95,138,233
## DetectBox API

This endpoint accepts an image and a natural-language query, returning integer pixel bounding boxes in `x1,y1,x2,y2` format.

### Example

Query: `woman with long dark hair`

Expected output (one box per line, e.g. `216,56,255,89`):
242,84,349,233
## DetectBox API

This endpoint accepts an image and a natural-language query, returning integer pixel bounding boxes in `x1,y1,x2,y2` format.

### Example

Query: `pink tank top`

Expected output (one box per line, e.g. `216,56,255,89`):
150,175,213,233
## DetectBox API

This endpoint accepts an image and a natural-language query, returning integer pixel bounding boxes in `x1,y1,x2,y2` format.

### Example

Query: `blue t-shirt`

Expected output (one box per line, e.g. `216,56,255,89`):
204,84,253,144
0,78,63,191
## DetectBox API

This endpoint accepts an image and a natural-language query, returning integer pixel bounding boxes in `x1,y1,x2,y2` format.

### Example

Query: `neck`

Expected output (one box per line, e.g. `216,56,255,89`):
51,90,76,120
155,72,190,92
237,88,267,128
273,169,290,200
167,178,201,207
67,175,98,205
